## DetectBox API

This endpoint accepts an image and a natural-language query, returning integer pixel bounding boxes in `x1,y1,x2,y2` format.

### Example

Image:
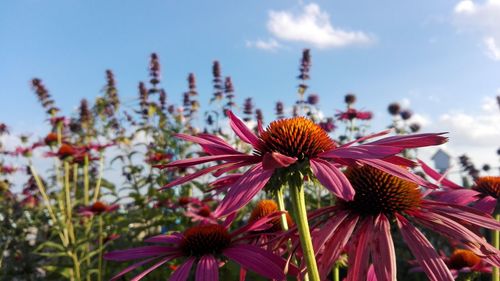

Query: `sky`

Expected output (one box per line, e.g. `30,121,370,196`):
0,0,499,176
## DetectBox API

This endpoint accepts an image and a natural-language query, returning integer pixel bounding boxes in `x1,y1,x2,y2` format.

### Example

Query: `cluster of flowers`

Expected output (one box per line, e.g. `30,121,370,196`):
105,110,500,281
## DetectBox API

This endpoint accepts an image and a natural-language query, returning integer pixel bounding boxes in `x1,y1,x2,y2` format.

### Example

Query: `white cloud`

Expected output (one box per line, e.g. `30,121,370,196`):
484,36,500,60
418,96,500,180
453,0,500,60
454,0,476,14
246,38,281,51
266,3,374,49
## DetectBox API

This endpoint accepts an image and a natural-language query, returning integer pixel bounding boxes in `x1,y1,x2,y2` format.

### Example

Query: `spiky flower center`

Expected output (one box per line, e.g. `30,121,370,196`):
91,201,108,213
340,166,422,216
256,117,335,161
197,206,211,217
248,200,293,232
180,224,231,257
473,176,500,199
448,249,481,270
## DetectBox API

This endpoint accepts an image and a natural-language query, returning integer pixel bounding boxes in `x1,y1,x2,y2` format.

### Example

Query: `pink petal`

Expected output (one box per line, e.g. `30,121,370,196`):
162,154,255,169
104,246,176,261
231,211,283,237
170,258,196,281
341,129,392,147
418,160,462,189
110,257,157,281
227,110,259,147
175,133,238,155
431,189,480,205
473,196,497,214
310,158,355,201
131,256,176,281
382,155,417,167
360,158,437,189
372,214,396,281
346,217,374,281
423,200,500,230
396,214,454,281
262,152,297,170
214,163,273,217
195,255,219,281
312,211,349,253
367,133,448,148
144,233,183,244
367,265,378,281
161,162,234,190
319,145,403,159
223,244,286,280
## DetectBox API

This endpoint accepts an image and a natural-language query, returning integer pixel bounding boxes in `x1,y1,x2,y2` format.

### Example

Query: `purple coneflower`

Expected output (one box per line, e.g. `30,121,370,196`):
159,111,445,217
310,165,500,281
105,215,291,281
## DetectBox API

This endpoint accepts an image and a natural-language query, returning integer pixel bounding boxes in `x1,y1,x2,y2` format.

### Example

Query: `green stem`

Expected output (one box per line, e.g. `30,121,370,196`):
64,162,75,244
276,188,289,231
30,165,69,246
92,154,105,202
290,185,320,281
332,264,339,281
98,216,104,281
493,214,499,281
84,155,89,205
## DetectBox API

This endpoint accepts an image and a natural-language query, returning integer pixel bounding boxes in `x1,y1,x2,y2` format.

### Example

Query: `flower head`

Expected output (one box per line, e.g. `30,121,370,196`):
159,111,445,218
310,166,500,281
105,214,292,281
79,201,119,217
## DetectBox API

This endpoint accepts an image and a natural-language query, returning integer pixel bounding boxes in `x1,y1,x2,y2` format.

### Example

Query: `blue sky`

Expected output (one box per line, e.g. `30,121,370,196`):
1,0,499,169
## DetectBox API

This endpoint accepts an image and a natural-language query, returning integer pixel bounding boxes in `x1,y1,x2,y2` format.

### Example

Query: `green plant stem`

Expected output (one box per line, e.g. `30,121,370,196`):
276,188,289,231
332,265,339,281
97,216,104,281
92,154,105,202
30,165,69,246
493,213,499,281
290,185,320,281
64,162,75,244
83,155,89,205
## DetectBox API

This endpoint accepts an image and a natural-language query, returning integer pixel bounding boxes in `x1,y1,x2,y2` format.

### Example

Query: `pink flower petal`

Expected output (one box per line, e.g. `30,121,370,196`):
423,200,500,230
161,162,234,190
346,217,374,281
474,196,497,214
131,256,177,281
110,257,157,281
367,265,378,281
104,246,176,261
162,154,256,169
372,214,396,281
360,158,437,189
144,233,183,244
367,133,448,148
227,110,260,147
312,211,349,253
223,244,286,280
340,129,392,147
214,163,273,217
175,133,238,155
262,152,297,170
418,160,462,189
319,145,403,159
170,258,196,281
310,158,355,201
431,189,480,205
195,255,219,281
396,214,454,281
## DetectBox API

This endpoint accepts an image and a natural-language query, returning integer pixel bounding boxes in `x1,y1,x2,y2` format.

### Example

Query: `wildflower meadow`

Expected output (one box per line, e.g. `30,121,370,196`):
0,48,499,281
